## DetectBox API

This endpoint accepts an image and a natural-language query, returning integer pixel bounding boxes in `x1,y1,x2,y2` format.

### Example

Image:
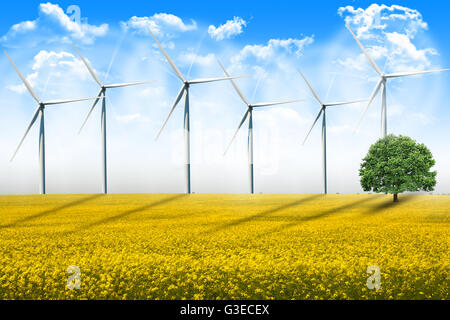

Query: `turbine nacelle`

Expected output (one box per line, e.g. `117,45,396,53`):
72,43,154,136
298,68,366,146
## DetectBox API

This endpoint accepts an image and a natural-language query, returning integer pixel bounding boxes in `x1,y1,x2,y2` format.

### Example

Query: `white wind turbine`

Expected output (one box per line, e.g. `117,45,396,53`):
299,69,366,195
5,51,100,195
150,30,246,194
73,43,155,194
346,24,450,137
220,61,302,194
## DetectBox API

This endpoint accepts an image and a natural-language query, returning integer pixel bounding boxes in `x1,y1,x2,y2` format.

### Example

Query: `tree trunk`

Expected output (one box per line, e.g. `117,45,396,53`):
393,194,399,203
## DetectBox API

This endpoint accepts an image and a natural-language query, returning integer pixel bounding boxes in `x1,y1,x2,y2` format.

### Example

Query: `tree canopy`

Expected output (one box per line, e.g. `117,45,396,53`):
359,135,437,202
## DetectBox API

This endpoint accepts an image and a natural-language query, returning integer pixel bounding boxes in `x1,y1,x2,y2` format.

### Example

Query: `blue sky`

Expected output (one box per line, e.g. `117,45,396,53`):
2,1,450,45
0,1,449,195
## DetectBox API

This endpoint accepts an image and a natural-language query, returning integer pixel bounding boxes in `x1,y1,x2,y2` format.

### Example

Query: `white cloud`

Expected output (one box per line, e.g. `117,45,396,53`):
232,36,314,64
7,72,38,94
32,50,90,80
338,4,427,39
39,3,108,42
1,2,108,44
208,17,247,41
122,13,197,36
385,32,437,71
32,50,74,70
12,20,37,32
6,50,90,95
337,45,388,74
337,4,438,74
1,20,37,41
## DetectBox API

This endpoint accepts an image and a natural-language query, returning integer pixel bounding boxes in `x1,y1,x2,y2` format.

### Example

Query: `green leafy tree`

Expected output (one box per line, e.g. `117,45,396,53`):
359,134,437,202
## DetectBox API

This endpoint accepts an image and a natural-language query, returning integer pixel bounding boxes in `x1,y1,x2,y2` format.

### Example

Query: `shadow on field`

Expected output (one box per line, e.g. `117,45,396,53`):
202,194,323,235
255,196,380,238
66,194,186,234
0,194,104,230
363,194,418,215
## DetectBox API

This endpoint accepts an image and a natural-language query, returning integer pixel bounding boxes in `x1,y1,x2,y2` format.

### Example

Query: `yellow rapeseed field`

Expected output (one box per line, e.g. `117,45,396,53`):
0,194,448,300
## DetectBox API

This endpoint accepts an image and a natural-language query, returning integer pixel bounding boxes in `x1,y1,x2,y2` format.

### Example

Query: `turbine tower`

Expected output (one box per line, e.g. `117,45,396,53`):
73,44,155,194
220,61,301,194
346,24,450,137
299,69,366,195
150,30,246,194
5,51,99,195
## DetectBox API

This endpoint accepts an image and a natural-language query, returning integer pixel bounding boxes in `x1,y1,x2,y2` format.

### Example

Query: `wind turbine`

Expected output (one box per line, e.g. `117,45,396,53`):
4,51,100,195
73,43,155,194
346,24,450,137
220,61,302,194
150,30,246,194
299,69,366,195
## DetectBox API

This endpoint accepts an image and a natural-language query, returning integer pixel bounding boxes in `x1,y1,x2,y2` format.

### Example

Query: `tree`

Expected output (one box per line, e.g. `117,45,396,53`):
359,134,437,202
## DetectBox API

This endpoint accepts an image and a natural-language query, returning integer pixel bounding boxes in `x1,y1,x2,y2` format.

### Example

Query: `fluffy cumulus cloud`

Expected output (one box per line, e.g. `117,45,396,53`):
32,50,77,70
122,13,197,36
1,2,108,44
6,50,90,95
232,36,314,64
208,17,247,41
39,3,108,41
338,4,428,39
385,32,437,71
337,4,438,73
1,21,37,41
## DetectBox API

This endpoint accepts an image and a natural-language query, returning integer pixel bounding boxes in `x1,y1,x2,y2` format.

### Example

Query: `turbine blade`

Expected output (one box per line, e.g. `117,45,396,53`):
325,99,367,107
10,107,41,161
155,85,186,140
149,29,185,83
302,108,323,146
4,51,40,104
354,79,383,134
217,60,249,106
104,80,156,89
72,43,103,87
79,89,104,134
45,96,101,106
189,75,248,85
298,69,323,105
345,24,383,76
252,99,303,108
224,109,250,156
385,69,450,78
